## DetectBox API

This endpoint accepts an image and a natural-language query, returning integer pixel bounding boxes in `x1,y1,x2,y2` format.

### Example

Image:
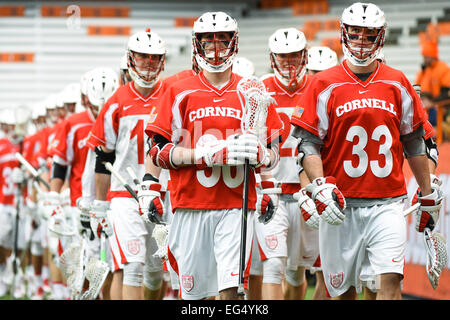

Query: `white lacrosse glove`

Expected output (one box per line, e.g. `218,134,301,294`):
89,200,113,238
255,178,281,224
413,188,443,233
76,197,95,239
137,179,165,225
306,176,346,226
423,229,448,289
293,188,320,229
194,134,237,167
42,191,62,221
229,132,270,168
11,167,25,184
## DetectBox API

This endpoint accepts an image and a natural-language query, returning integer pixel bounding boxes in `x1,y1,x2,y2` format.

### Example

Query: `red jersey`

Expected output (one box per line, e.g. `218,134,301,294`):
163,69,196,88
0,138,19,205
263,74,310,194
88,81,165,198
291,61,427,199
145,72,283,211
50,110,95,206
32,126,51,168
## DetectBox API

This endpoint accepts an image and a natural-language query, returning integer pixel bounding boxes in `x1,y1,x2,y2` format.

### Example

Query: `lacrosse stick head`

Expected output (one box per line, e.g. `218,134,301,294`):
80,257,110,300
152,224,170,261
423,228,448,289
236,76,275,137
62,239,86,299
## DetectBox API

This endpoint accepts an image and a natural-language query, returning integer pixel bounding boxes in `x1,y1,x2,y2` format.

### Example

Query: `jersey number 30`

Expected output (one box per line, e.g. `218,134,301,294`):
344,125,393,178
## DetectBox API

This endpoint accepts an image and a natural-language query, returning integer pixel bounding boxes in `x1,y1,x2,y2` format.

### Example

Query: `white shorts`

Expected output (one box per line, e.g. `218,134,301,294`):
320,200,407,297
249,225,262,276
0,204,27,250
108,197,162,272
254,198,320,270
168,208,254,300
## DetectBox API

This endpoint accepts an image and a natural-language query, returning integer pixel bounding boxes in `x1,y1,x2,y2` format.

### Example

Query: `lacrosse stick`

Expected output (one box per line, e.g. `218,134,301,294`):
79,232,109,300
104,162,138,201
126,165,171,260
423,228,447,289
403,203,420,217
126,166,140,186
235,76,275,296
15,152,50,190
59,236,86,299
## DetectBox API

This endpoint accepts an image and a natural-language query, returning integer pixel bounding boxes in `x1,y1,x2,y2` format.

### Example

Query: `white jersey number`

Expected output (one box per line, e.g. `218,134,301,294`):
197,166,244,188
2,167,14,196
343,125,393,178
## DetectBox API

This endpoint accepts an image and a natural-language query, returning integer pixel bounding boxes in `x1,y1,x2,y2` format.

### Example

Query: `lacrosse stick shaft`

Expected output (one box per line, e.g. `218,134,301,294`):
15,152,50,190
237,159,250,296
100,232,106,262
104,162,138,201
126,167,140,186
403,203,420,217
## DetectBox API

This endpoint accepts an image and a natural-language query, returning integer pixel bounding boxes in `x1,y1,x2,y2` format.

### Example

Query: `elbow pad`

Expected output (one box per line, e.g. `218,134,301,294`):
51,162,68,181
401,126,426,158
149,135,177,169
94,146,116,174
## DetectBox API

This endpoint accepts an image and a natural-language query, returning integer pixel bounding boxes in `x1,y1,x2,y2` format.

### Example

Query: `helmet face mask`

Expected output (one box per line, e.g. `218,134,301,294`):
127,51,165,87
127,30,166,88
270,50,307,88
269,28,308,89
340,3,386,66
192,12,239,73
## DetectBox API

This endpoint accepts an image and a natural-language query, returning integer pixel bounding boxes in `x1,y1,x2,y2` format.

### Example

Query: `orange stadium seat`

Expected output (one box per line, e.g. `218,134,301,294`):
292,0,328,15
41,5,129,17
87,25,131,36
303,20,322,40
323,18,340,31
0,53,34,63
437,21,450,35
174,17,197,28
0,5,25,16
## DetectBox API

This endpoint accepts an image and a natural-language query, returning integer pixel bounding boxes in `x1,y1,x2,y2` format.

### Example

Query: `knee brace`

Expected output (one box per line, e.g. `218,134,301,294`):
285,267,305,287
143,270,163,291
123,262,144,287
262,257,286,284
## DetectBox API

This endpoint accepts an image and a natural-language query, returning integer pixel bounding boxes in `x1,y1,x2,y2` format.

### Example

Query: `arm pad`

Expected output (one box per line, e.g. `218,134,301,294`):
149,134,177,169
401,126,426,158
94,146,116,174
51,162,68,181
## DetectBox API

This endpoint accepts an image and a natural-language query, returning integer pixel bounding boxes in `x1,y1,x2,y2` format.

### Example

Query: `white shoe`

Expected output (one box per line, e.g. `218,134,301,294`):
0,281,8,297
13,281,26,299
31,287,44,300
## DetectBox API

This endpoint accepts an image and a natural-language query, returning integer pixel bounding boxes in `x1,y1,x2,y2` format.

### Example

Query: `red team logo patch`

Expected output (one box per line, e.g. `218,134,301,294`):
127,240,140,255
182,275,194,292
265,235,278,250
330,272,344,288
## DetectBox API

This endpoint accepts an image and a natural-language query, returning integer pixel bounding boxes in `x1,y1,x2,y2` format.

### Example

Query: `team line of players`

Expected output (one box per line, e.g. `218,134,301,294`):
0,2,443,300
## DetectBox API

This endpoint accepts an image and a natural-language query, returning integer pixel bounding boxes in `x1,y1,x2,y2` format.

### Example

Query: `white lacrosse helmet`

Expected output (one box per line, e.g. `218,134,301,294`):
192,12,239,73
376,48,386,64
119,53,131,85
62,83,81,104
232,57,255,77
86,67,119,112
340,2,387,67
306,46,338,71
127,29,166,88
269,28,308,88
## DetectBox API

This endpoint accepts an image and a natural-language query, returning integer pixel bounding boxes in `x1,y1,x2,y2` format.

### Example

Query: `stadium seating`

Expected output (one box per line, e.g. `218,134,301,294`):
0,0,449,110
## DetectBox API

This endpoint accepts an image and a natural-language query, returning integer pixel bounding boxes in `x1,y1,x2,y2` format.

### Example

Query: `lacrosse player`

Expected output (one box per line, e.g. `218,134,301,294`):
48,68,118,299
87,29,168,300
143,11,283,300
0,112,27,298
251,28,321,300
291,2,442,300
